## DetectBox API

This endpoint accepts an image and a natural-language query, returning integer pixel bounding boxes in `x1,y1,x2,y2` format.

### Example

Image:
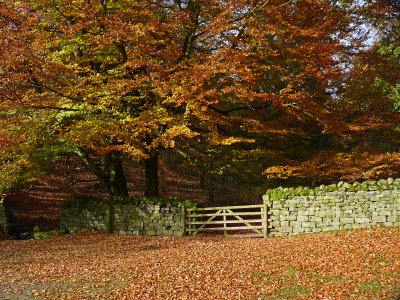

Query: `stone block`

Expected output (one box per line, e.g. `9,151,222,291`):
335,211,344,217
297,210,310,216
281,226,293,233
355,217,370,224
304,228,313,233
270,221,280,228
281,210,290,216
279,215,288,221
369,185,379,191
324,210,336,217
290,221,302,228
302,221,315,228
162,229,173,236
388,215,398,223
340,217,355,224
173,230,184,237
270,215,279,221
371,211,379,217
292,227,305,234
297,215,309,222
145,229,157,235
343,224,354,229
379,211,392,216
310,216,322,222
280,221,289,227
384,222,394,227
372,216,386,223
352,223,366,229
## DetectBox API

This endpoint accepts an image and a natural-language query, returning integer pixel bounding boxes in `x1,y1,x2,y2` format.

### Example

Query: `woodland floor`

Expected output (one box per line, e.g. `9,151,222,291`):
0,227,400,299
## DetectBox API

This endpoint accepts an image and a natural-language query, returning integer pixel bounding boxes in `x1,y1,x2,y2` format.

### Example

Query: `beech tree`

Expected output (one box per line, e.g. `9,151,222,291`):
0,0,359,198
262,0,400,184
1,0,232,197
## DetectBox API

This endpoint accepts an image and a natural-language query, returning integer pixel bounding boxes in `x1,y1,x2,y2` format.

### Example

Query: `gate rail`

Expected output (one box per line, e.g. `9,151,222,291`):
183,204,268,238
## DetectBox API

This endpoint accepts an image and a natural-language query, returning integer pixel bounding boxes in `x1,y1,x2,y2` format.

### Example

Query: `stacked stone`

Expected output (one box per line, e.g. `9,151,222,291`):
113,203,184,236
60,199,107,232
60,198,185,236
263,178,400,237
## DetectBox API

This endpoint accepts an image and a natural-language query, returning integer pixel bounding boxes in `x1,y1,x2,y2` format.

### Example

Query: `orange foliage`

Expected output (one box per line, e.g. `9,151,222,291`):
264,147,400,182
2,0,395,190
0,0,356,156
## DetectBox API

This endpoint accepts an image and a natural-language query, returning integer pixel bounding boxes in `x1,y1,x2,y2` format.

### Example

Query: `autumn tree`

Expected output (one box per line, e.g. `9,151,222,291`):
0,0,240,197
0,0,364,201
178,0,363,189
262,0,400,185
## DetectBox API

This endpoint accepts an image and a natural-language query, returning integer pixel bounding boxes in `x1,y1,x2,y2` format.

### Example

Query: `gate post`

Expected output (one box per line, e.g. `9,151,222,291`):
181,205,186,236
263,203,268,238
223,209,227,236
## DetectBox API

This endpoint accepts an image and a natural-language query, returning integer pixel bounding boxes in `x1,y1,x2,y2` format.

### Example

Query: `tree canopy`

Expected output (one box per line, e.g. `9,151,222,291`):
1,0,396,199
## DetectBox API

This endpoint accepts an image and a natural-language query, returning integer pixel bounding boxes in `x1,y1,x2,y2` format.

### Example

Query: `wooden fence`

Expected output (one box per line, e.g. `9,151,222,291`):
183,204,268,238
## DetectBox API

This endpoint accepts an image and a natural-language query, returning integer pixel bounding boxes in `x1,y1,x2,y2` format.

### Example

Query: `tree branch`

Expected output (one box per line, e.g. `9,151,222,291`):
208,103,271,116
74,147,108,183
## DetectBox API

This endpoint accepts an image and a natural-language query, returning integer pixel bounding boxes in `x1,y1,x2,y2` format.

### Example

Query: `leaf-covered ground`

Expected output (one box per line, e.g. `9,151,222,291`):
1,227,400,299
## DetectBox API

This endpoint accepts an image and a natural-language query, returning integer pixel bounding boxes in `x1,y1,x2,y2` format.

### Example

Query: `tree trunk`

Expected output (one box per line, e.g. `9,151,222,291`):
106,151,129,198
144,151,159,197
75,147,129,199
104,205,114,234
75,147,129,234
103,151,128,234
103,150,129,199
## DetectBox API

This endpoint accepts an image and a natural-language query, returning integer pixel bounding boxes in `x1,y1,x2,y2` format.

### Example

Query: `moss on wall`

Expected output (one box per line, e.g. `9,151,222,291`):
61,196,195,236
263,178,400,236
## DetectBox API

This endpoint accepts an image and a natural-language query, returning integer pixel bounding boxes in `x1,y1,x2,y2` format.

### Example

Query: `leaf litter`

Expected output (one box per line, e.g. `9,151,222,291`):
0,227,400,299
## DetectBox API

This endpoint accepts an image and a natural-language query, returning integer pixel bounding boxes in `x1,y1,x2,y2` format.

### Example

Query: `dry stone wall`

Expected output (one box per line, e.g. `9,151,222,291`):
60,196,189,236
263,178,400,236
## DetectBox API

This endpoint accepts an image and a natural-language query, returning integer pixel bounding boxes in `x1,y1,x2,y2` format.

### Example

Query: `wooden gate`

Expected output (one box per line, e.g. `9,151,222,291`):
183,204,268,238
